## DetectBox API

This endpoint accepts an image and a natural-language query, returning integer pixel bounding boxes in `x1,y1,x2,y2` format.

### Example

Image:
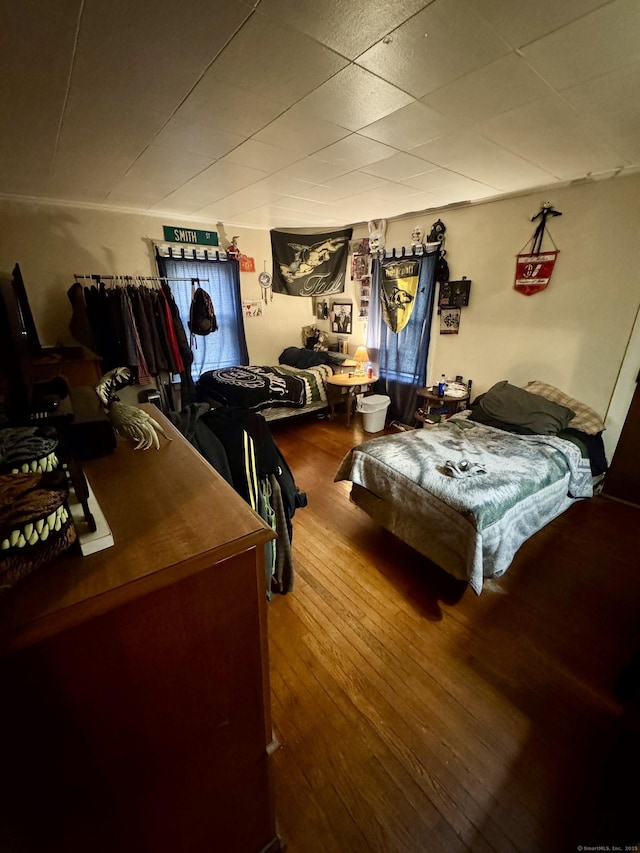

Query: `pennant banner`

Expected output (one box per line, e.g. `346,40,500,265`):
380,257,420,333
270,228,352,296
514,251,559,296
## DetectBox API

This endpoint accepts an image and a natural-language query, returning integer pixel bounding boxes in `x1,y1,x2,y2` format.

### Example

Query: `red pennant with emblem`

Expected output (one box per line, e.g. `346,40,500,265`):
514,251,559,296
514,204,562,296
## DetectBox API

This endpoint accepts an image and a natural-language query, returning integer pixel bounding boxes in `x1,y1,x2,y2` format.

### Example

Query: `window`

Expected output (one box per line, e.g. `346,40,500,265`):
157,253,249,381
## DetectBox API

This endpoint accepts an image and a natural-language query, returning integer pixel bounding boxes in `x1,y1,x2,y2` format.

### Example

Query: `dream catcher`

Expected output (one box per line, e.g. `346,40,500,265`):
259,263,273,301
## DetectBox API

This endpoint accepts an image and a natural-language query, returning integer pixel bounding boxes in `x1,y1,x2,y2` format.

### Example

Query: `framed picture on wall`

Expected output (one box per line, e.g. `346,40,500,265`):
439,278,471,308
313,297,329,321
331,301,352,335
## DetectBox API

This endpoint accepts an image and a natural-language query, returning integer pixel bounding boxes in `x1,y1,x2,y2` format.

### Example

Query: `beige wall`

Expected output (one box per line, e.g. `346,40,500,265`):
0,199,362,366
1,170,638,456
353,172,640,458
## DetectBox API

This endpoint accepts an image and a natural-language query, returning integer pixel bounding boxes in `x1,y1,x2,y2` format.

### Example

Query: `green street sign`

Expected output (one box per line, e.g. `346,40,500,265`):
163,225,219,246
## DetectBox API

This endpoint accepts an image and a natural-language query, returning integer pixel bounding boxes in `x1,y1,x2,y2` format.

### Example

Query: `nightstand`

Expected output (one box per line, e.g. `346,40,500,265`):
415,385,470,427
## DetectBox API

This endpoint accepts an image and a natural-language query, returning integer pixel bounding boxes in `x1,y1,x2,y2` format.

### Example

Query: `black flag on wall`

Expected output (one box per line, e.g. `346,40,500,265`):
270,228,352,296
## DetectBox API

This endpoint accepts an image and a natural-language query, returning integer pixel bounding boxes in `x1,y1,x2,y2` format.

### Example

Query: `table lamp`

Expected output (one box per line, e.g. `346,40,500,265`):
353,345,369,376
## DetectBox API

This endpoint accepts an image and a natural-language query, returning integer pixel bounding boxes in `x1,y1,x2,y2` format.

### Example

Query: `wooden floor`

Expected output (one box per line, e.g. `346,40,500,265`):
266,412,640,853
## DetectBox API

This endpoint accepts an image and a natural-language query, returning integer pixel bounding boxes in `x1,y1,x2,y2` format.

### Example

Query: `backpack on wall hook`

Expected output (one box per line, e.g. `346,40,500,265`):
188,281,218,346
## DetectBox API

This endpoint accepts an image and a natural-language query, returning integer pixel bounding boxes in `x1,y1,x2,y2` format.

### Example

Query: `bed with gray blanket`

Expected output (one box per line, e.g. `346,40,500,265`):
335,380,606,593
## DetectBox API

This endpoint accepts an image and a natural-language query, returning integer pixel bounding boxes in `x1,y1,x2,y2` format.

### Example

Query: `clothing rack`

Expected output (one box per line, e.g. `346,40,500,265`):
73,274,209,284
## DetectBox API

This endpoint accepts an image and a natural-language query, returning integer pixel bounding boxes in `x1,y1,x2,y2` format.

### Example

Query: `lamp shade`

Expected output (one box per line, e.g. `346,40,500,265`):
353,346,369,363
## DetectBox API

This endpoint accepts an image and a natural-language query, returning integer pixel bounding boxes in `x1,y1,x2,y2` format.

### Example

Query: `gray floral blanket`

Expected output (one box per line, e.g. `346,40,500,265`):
335,416,593,593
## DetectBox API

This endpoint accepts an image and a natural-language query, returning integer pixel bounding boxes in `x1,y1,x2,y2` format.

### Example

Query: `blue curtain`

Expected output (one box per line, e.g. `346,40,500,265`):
156,254,249,381
366,251,437,425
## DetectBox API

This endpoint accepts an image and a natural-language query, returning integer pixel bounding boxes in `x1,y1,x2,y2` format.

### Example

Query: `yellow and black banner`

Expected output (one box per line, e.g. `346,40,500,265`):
380,258,419,333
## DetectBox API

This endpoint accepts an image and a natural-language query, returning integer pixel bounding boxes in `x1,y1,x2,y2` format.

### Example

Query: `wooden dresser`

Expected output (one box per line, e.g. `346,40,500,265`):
0,407,279,853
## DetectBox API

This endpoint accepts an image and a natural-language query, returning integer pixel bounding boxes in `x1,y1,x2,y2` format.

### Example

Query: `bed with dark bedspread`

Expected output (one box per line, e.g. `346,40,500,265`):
197,347,343,419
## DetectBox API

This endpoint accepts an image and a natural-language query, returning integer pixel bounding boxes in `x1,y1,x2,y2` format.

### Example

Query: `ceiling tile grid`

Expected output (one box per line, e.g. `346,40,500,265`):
0,0,638,227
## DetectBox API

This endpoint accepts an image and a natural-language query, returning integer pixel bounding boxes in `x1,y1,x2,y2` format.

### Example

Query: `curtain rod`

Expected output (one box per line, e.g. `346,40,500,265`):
154,242,231,261
370,242,441,259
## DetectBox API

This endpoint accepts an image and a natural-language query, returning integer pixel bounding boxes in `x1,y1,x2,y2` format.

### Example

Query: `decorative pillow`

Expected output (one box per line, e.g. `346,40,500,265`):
525,381,605,435
476,380,575,435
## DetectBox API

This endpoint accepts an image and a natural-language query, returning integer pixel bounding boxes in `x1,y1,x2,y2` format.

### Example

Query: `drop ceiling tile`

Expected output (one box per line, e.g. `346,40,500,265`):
400,168,483,192
562,62,640,162
260,206,342,228
271,196,333,216
0,1,80,175
520,0,640,90
310,134,397,169
394,192,442,215
407,131,557,192
70,0,256,113
49,150,131,192
474,96,628,178
314,200,367,224
350,187,418,219
257,0,429,59
147,197,207,216
0,156,50,197
0,1,79,95
222,139,303,171
176,78,288,138
421,54,554,123
563,60,640,121
57,86,170,161
199,183,285,219
411,130,509,167
359,101,458,150
452,151,556,191
210,11,348,104
106,191,169,211
360,152,435,181
360,179,424,203
472,0,610,49
252,106,349,154
152,119,246,160
409,133,556,190
44,187,110,205
295,65,414,132
215,206,275,228
158,161,268,209
257,174,323,195
115,146,215,195
286,184,349,204
321,171,387,199
275,159,351,184
356,0,510,98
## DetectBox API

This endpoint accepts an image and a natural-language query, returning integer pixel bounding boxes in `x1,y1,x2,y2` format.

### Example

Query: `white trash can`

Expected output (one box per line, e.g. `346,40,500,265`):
357,394,390,432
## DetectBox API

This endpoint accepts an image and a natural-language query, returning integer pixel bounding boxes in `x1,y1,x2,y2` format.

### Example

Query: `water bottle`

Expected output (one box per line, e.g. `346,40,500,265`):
437,374,447,397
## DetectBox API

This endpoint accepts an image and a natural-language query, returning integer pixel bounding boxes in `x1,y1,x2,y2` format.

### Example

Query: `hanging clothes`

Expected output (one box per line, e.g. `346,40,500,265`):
67,278,190,389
